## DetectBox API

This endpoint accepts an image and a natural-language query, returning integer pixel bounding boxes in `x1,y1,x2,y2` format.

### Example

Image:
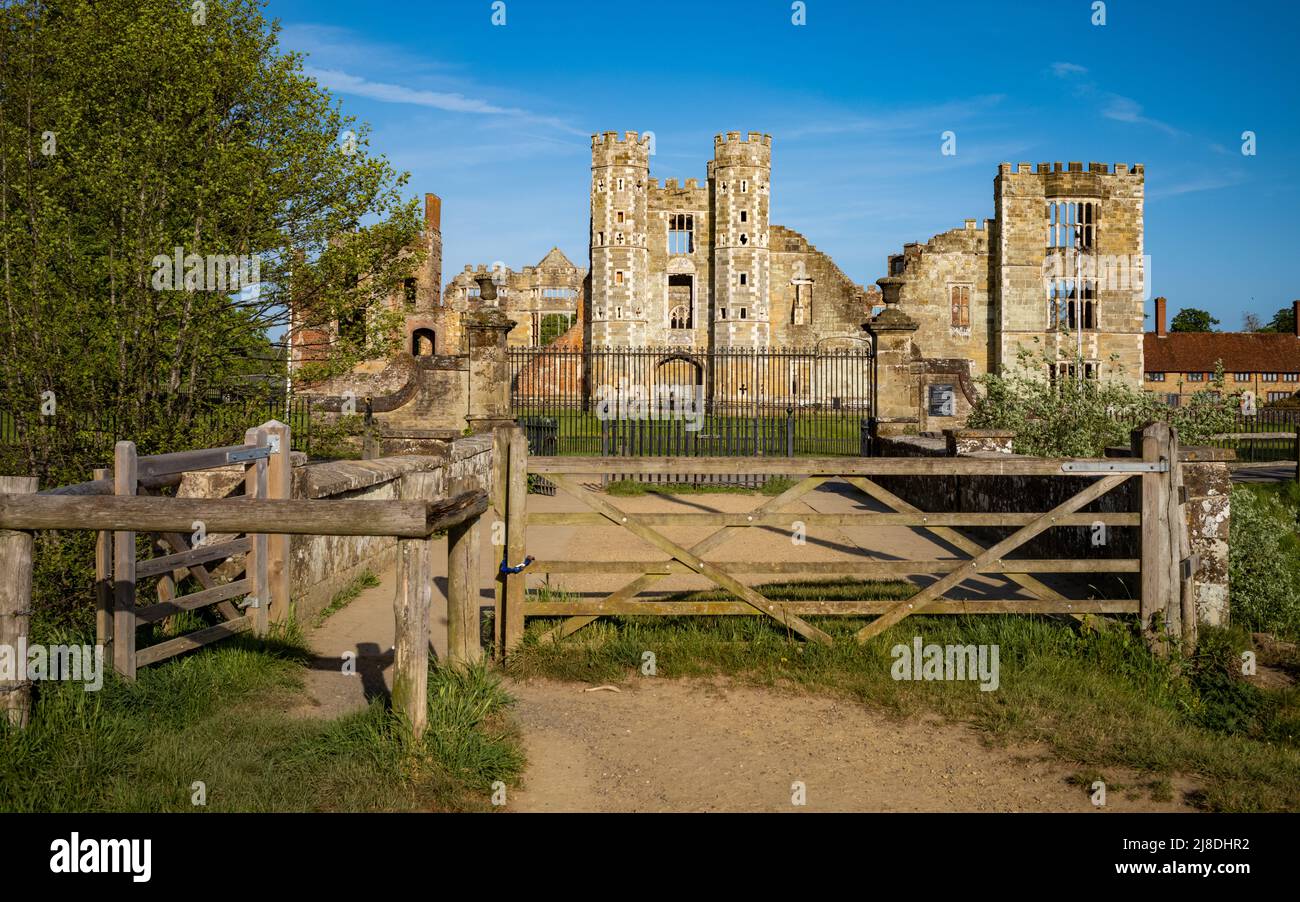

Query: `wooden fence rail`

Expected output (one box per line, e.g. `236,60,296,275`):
493,421,1194,660
0,422,490,738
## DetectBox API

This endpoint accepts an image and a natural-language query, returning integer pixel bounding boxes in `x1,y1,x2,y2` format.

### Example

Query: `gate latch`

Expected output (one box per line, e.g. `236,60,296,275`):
500,555,535,575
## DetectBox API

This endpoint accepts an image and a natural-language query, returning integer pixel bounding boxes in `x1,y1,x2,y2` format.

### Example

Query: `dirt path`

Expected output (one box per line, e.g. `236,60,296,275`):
295,483,1195,812
504,676,1192,813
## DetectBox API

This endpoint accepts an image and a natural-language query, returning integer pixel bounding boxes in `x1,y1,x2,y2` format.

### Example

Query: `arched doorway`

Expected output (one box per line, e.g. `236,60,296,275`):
411,328,436,357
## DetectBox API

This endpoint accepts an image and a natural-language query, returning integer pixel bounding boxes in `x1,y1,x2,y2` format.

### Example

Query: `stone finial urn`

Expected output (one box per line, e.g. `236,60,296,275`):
474,273,498,303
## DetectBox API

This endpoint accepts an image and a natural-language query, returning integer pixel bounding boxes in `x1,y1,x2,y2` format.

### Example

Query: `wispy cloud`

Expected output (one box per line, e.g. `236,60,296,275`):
1049,62,1183,137
784,95,1007,140
305,67,518,115
1147,171,1247,200
1051,62,1088,78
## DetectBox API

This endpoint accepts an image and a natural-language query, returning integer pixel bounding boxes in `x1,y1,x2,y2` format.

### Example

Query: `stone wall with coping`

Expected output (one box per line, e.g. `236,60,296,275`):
178,436,494,624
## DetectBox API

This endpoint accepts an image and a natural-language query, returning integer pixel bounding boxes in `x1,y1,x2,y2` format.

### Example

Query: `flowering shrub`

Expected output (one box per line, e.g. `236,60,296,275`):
966,346,1239,457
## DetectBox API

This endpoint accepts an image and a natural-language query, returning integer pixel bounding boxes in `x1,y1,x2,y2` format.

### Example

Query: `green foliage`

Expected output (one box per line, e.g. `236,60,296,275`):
966,344,1239,456
308,413,367,459
1170,307,1220,333
0,0,421,485
1260,305,1297,335
1229,485,1300,638
0,628,523,812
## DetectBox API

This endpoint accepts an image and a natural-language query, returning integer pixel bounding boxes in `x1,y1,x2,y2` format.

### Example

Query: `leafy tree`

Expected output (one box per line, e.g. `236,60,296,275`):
1170,308,1220,333
1259,306,1296,334
0,0,422,483
1242,312,1263,332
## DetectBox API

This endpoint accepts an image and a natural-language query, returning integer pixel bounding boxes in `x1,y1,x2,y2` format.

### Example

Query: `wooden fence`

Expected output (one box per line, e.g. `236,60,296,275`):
0,421,488,736
493,421,1195,659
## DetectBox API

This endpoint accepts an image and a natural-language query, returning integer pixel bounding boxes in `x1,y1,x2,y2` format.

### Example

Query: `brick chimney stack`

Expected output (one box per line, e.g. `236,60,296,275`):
1293,299,1300,338
1155,296,1167,337
424,193,441,233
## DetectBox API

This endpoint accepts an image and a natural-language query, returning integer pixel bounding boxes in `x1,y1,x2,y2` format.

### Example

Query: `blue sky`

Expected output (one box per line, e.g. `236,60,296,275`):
268,0,1299,330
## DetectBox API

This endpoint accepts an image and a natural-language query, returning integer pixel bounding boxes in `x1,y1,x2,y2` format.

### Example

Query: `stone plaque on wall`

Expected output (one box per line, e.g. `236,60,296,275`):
928,383,956,418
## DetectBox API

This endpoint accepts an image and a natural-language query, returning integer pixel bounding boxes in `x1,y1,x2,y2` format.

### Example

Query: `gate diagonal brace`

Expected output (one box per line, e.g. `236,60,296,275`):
536,476,827,643
546,474,833,646
842,476,1081,618
852,472,1133,644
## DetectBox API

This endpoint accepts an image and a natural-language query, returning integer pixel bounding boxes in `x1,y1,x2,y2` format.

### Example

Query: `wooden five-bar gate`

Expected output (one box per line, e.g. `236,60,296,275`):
493,421,1196,657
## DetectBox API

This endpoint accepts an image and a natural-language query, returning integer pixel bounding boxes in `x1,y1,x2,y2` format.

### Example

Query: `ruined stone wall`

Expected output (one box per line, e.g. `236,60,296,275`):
769,226,877,348
445,251,585,349
992,162,1145,382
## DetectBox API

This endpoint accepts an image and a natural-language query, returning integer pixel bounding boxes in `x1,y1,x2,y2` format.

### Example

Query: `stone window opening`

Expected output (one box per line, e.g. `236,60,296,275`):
411,328,436,357
792,279,813,325
719,307,728,320
615,271,624,285
668,214,694,254
739,272,748,286
949,284,970,328
1047,199,1097,250
740,210,748,223
1048,279,1097,330
617,177,625,191
739,307,748,320
597,179,604,192
617,210,625,223
597,231,604,245
668,274,693,329
739,233,748,246
616,232,625,245
403,278,417,305
740,179,748,193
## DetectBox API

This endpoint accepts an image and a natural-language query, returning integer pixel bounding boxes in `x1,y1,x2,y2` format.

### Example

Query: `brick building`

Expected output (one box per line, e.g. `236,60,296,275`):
1144,297,1300,405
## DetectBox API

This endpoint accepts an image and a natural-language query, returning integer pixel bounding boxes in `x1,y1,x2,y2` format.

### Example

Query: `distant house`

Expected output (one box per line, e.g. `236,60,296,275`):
1144,297,1300,405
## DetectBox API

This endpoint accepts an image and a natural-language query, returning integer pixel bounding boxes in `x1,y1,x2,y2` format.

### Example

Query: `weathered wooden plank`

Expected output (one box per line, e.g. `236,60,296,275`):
525,511,1141,528
0,476,38,728
428,490,489,533
135,443,257,480
503,427,529,657
392,535,432,736
135,578,255,625
136,537,251,580
492,426,510,659
854,473,1134,643
155,531,243,622
1137,423,1174,655
0,495,437,537
244,427,270,637
264,421,293,624
134,616,253,667
537,475,828,644
528,456,1153,477
112,442,138,679
447,514,483,668
528,558,1141,575
549,474,834,646
41,472,183,496
93,468,114,657
524,599,1141,616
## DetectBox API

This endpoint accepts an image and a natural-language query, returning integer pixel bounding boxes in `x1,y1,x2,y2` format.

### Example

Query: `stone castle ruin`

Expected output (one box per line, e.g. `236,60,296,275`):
290,132,1147,442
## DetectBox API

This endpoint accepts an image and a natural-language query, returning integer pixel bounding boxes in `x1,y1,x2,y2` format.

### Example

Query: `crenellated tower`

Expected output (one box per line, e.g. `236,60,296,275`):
589,131,651,348
708,131,772,349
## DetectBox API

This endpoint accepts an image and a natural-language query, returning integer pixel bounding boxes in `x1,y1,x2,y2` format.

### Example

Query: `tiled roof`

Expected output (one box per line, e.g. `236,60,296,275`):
1144,332,1300,373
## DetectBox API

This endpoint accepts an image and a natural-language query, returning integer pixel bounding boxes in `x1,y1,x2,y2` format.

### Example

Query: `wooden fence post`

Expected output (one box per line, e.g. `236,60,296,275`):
1163,427,1185,650
392,470,437,736
1294,424,1299,484
502,426,528,660
0,476,38,728
491,426,510,661
243,427,271,637
113,441,138,679
447,491,483,669
93,467,113,661
263,421,292,624
1135,423,1173,656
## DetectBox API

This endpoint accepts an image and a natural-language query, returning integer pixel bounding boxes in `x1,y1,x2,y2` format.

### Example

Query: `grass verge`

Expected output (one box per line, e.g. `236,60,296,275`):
313,570,381,627
0,622,524,812
510,578,1300,812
